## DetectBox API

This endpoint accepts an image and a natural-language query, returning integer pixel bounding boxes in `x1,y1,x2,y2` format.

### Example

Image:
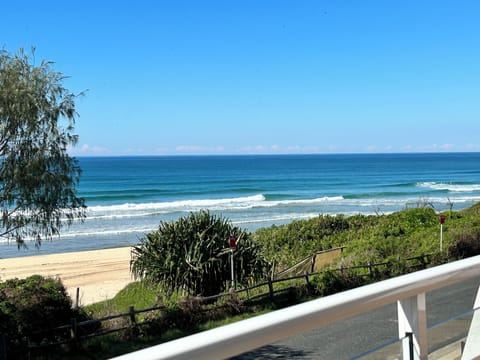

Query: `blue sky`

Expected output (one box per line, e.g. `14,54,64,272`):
2,1,480,155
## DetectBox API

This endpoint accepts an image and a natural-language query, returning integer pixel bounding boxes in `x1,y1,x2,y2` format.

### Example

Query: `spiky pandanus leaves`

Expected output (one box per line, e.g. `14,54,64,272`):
131,210,269,297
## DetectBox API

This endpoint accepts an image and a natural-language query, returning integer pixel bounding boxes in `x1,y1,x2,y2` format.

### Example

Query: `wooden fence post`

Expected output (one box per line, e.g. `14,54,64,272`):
70,317,78,351
129,306,137,326
75,287,80,309
0,334,7,360
70,318,78,340
128,305,139,337
421,254,427,269
24,336,30,359
268,278,274,301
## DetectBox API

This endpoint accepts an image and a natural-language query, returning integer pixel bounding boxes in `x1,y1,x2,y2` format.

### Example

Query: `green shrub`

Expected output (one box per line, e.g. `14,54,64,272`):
0,275,88,356
131,210,269,297
449,229,480,259
310,269,366,297
253,214,357,269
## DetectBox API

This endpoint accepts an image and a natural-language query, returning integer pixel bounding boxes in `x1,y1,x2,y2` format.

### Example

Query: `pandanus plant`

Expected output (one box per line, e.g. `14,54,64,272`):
131,210,269,297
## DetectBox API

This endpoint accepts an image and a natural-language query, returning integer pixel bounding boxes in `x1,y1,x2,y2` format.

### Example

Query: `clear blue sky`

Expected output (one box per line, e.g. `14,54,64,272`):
2,1,479,155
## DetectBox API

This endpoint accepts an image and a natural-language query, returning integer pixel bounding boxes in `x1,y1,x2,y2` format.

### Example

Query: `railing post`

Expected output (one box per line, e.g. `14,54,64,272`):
461,284,480,359
397,293,428,360
406,332,414,360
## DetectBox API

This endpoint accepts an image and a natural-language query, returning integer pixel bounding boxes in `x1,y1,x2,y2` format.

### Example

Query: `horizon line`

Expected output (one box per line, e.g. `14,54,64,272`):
71,150,480,158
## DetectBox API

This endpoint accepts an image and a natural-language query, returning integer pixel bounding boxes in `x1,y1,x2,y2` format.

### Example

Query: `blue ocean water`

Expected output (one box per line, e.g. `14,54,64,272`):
2,153,480,258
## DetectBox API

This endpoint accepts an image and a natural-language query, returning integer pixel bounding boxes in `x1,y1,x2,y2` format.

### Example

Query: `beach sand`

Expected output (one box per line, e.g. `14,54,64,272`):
0,247,133,306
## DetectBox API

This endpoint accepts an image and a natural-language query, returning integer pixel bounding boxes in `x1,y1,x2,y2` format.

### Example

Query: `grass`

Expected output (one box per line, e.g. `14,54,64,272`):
84,281,162,319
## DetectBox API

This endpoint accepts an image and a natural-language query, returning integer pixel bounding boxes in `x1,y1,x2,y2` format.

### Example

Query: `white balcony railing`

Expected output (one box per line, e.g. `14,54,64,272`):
113,255,480,360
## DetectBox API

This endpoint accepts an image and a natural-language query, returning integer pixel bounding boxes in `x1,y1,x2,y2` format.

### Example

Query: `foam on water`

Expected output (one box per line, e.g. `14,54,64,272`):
87,194,266,213
3,154,480,257
417,182,480,192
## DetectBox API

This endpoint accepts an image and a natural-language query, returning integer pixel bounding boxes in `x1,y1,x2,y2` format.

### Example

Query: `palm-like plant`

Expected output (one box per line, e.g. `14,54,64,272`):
131,210,268,296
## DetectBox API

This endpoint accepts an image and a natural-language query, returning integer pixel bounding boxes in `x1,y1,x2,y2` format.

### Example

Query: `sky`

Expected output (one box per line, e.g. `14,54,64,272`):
2,1,480,156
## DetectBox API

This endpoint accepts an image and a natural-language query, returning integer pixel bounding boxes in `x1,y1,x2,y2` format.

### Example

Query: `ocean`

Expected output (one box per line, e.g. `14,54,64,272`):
2,153,480,258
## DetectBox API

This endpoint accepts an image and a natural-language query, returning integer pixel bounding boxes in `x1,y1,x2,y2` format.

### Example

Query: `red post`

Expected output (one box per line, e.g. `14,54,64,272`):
229,235,237,249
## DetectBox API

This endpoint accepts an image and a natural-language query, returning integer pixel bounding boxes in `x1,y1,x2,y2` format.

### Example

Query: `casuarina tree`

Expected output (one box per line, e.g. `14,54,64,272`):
131,210,269,297
0,48,85,247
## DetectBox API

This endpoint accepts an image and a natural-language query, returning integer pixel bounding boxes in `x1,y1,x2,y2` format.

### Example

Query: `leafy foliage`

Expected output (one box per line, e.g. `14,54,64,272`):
255,204,480,272
0,275,87,355
310,269,367,297
0,48,85,247
253,214,361,269
131,210,269,297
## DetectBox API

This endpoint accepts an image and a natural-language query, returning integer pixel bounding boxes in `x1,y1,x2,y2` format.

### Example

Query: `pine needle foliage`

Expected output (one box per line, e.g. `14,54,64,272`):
131,210,269,297
0,48,85,247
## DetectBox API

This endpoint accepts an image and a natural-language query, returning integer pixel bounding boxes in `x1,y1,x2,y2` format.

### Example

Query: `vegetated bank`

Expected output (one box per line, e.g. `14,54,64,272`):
82,203,480,358
3,203,480,359
254,202,480,272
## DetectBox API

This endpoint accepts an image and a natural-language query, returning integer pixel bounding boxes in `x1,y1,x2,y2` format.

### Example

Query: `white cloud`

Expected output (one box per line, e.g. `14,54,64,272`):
401,145,414,151
412,143,458,152
70,144,109,155
238,144,324,154
240,145,288,154
439,143,455,150
286,145,301,152
123,148,147,155
175,145,226,154
464,144,480,151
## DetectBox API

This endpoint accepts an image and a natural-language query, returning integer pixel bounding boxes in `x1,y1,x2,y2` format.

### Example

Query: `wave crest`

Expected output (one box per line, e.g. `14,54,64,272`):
86,194,347,216
417,182,480,192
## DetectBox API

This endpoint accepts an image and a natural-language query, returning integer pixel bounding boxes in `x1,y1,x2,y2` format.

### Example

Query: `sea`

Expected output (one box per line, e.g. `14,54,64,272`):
2,153,480,259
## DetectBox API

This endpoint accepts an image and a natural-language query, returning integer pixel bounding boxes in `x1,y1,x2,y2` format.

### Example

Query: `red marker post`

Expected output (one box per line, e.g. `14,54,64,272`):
439,215,446,252
229,235,237,289
229,235,237,249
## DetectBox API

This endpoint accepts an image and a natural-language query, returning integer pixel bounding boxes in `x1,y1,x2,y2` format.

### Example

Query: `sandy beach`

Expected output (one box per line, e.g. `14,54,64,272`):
0,247,133,306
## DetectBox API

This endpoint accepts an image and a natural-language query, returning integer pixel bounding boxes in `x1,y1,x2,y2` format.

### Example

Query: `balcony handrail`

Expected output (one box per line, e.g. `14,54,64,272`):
113,255,480,360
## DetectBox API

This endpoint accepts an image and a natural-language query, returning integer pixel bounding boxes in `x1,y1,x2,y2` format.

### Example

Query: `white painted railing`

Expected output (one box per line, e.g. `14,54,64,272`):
113,255,480,360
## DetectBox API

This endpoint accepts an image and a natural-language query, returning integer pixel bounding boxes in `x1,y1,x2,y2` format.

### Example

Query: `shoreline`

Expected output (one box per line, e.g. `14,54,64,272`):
0,246,133,306
1,201,478,307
